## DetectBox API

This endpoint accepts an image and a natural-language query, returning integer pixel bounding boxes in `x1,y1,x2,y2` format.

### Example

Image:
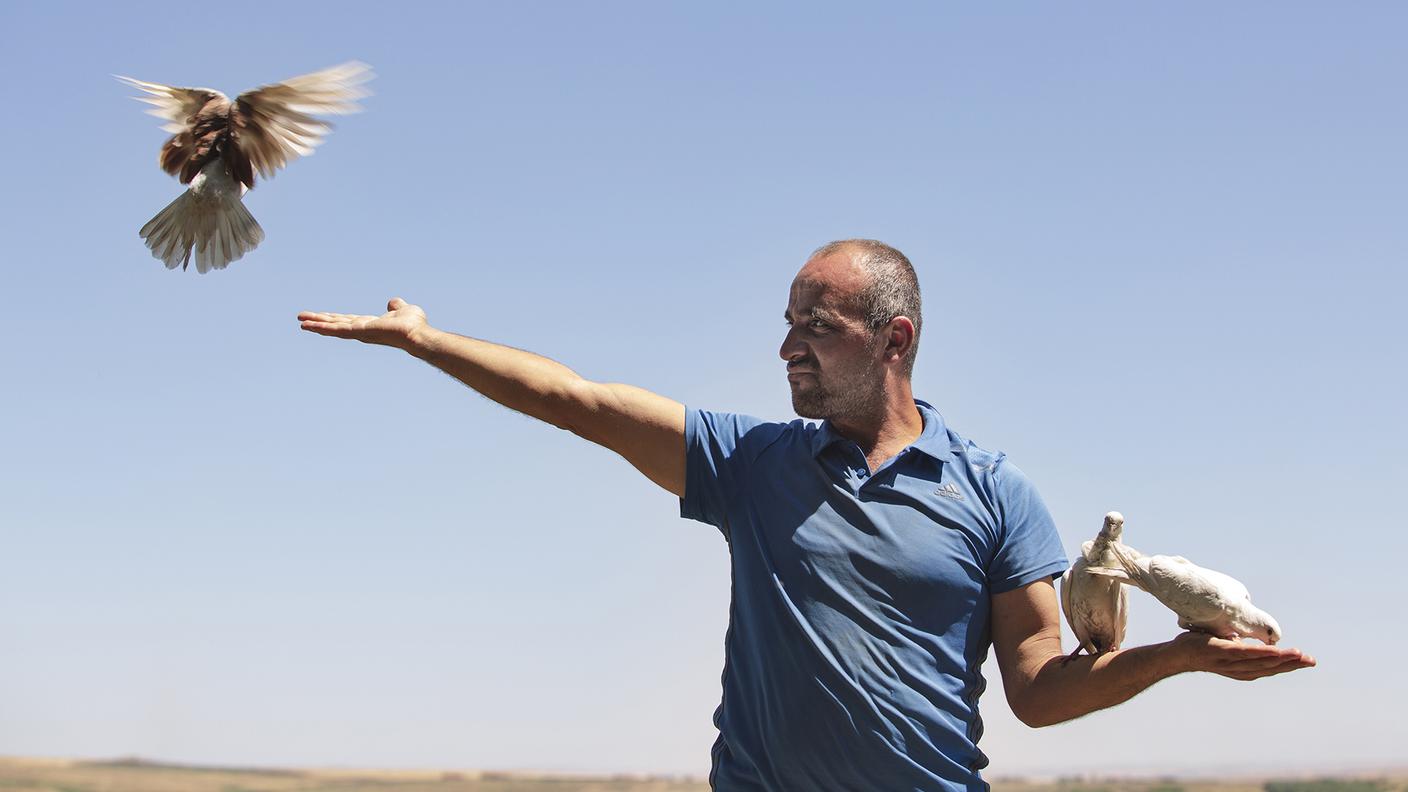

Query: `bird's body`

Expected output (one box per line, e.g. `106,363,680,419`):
118,62,371,273
1086,544,1282,645
1060,511,1132,659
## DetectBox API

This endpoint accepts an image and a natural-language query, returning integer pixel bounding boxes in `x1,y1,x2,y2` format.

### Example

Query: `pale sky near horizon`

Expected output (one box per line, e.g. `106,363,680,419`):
2,1,1405,778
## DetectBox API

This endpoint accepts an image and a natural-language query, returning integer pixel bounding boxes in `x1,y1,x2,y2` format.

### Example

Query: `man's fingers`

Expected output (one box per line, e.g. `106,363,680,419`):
1225,661,1311,681
1220,655,1307,672
298,311,360,322
1202,637,1308,660
1214,653,1316,680
299,320,355,337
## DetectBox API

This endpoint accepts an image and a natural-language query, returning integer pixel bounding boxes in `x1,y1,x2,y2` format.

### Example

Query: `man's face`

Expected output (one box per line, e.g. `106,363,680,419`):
779,253,886,421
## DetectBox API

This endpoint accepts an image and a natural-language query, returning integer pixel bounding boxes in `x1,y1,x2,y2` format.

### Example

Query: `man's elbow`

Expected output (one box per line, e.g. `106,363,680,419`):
1007,693,1064,729
1016,709,1062,729
545,377,599,437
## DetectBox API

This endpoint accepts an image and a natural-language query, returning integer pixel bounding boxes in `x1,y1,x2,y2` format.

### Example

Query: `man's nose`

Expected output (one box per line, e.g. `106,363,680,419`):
779,326,806,362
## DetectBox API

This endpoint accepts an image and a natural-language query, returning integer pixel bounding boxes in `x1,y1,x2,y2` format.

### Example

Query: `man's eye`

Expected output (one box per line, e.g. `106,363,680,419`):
808,319,828,329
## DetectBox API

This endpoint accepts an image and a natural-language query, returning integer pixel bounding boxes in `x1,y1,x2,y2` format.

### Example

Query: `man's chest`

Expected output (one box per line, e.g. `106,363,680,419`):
738,457,1002,610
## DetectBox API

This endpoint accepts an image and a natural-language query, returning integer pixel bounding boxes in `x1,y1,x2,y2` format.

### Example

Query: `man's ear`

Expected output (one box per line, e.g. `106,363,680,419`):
884,316,916,363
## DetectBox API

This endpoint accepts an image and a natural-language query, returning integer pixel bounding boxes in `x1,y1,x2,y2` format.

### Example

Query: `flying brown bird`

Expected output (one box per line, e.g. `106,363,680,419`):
118,62,373,273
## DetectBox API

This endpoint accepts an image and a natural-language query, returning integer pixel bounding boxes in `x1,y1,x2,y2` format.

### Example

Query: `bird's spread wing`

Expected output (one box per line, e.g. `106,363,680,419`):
115,76,227,133
229,61,373,184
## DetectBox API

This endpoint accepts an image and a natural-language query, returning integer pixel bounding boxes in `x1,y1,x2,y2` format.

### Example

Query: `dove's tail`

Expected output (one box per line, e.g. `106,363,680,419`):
140,188,264,274
1083,566,1143,590
1108,542,1154,589
1083,542,1154,591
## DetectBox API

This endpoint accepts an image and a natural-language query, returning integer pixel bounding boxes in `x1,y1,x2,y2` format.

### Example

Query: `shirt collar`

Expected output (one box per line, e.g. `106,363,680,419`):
809,399,955,463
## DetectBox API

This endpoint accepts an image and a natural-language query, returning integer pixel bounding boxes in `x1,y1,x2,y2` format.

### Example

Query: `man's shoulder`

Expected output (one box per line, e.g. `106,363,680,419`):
688,407,813,464
948,429,1007,474
941,425,1044,505
928,416,1029,494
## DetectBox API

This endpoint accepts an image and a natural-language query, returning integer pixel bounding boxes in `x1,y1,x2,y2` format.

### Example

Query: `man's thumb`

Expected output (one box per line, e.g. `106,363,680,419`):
388,297,407,311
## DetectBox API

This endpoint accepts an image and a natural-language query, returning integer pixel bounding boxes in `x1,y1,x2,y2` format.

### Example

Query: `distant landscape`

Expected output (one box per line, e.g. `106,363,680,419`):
1,758,1404,792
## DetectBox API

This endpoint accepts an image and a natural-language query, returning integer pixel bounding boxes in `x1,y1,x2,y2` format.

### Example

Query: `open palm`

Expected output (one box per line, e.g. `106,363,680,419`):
298,297,428,349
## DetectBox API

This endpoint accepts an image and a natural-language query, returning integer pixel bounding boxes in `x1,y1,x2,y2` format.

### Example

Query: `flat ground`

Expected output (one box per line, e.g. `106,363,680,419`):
1,758,1403,792
0,758,707,792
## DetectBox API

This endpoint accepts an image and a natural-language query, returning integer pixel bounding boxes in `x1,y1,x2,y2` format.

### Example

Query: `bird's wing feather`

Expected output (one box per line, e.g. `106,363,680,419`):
1113,585,1128,648
1144,556,1227,623
1084,566,1141,587
231,61,373,180
115,76,226,134
1194,565,1252,601
1106,541,1158,590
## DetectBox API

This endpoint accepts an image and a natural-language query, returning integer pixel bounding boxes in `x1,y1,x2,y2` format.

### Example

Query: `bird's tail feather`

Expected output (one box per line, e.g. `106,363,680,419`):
1105,542,1154,590
140,190,264,273
1083,566,1143,590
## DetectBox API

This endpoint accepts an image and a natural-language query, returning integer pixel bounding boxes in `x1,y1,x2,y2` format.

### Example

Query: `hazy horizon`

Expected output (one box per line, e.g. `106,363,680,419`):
5,754,1408,780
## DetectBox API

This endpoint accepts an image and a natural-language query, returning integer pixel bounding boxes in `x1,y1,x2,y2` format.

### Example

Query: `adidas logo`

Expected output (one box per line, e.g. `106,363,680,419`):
935,482,965,501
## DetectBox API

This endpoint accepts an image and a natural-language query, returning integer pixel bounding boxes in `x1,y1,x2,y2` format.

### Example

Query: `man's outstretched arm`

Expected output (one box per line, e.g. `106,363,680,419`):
298,298,686,497
990,578,1316,728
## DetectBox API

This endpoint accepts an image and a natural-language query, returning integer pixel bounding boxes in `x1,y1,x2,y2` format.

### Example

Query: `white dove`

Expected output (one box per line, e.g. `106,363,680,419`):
118,62,372,273
1060,511,1132,660
1086,543,1282,645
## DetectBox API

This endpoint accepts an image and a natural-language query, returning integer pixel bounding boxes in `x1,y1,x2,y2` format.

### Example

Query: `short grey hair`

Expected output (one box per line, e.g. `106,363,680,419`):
811,238,923,376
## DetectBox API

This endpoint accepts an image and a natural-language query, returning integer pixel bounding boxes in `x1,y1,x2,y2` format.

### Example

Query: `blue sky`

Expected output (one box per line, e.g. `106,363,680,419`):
1,0,1404,777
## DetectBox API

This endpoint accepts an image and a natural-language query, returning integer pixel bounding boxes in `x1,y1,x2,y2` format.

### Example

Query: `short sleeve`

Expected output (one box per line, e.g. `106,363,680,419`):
987,458,1069,593
680,408,770,534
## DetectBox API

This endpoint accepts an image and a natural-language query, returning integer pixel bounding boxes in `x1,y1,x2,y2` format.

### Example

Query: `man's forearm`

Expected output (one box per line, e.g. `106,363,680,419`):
299,299,687,494
1012,641,1186,727
406,326,586,430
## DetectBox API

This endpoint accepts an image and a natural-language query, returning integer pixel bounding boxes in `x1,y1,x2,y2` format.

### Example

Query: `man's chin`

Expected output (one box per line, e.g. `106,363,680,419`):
789,392,827,420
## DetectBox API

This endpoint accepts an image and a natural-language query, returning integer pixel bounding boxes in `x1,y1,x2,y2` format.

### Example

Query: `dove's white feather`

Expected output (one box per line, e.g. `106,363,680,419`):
139,160,263,273
1060,512,1133,657
1089,542,1282,644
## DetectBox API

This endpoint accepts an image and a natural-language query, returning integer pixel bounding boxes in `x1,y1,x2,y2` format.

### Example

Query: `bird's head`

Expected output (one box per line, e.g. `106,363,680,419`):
1099,511,1125,540
1242,608,1283,645
1262,617,1283,646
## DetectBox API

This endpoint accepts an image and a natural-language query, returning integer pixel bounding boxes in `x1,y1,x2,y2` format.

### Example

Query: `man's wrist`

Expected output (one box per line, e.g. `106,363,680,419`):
404,324,442,358
1151,635,1197,678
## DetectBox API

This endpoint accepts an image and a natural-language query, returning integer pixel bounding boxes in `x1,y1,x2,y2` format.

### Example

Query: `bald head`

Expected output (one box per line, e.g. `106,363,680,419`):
806,239,923,377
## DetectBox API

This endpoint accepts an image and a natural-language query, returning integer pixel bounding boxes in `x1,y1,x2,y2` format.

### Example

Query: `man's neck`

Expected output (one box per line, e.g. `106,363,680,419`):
830,388,924,471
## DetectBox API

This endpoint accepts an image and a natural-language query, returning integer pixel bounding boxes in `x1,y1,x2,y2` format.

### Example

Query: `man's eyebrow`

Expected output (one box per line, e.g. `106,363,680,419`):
783,306,841,323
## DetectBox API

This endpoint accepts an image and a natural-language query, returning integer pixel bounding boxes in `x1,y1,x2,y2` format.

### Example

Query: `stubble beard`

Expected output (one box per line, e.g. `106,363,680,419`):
789,359,885,424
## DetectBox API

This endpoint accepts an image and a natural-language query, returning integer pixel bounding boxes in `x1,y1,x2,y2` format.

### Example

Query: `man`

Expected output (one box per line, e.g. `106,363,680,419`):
298,239,1314,791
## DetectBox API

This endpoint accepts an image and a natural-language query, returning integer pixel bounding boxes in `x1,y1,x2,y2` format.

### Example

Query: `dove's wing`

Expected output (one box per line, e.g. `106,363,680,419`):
1112,584,1129,648
1077,539,1095,563
117,76,233,182
229,61,373,186
1143,556,1229,624
1193,564,1252,601
115,76,226,134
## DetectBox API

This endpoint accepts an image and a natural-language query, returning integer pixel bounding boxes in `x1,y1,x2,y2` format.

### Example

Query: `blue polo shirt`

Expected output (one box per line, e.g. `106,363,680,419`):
681,400,1067,791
